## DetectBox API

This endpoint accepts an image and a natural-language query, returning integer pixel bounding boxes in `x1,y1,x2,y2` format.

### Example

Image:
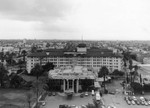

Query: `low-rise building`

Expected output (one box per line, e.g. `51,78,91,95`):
48,66,95,93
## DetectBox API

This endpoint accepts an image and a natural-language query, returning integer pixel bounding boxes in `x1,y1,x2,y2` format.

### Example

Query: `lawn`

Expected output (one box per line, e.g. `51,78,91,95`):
0,89,36,108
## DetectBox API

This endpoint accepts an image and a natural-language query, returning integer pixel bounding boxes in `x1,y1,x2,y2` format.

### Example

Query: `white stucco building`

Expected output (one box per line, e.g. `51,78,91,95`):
26,43,123,73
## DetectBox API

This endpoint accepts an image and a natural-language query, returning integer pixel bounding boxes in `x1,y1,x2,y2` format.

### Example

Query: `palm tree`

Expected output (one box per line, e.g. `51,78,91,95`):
98,66,109,91
30,63,43,107
129,59,133,72
26,91,33,108
21,50,27,64
0,63,9,88
133,65,138,83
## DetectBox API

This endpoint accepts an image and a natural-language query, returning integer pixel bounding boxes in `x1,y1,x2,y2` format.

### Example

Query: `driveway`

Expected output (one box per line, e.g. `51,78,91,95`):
43,94,94,108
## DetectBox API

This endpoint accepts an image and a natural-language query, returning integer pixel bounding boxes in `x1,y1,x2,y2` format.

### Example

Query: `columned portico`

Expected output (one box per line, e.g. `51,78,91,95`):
63,79,79,93
76,79,79,93
72,79,74,92
63,79,65,92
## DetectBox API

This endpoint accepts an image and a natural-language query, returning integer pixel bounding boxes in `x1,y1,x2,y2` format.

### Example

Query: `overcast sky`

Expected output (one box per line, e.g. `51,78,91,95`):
0,0,150,40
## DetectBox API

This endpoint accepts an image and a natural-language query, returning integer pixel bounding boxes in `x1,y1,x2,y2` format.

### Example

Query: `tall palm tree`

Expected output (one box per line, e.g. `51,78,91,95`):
133,65,138,83
98,66,109,91
26,91,33,108
21,50,27,64
0,63,8,88
129,59,133,72
31,63,43,107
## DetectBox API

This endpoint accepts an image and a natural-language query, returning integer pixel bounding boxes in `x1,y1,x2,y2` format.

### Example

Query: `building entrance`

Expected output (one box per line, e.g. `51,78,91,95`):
69,80,72,89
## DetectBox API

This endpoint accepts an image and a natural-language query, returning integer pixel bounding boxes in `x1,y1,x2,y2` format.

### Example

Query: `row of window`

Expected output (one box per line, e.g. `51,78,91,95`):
29,61,120,66
29,57,121,61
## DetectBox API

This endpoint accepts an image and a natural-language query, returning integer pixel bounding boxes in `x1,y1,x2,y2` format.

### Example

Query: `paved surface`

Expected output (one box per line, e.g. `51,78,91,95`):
103,79,150,108
43,94,94,108
43,79,150,108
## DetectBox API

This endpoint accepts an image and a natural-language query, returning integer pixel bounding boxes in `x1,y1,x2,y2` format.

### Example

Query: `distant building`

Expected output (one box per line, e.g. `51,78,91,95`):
0,46,14,52
26,43,123,73
143,57,150,64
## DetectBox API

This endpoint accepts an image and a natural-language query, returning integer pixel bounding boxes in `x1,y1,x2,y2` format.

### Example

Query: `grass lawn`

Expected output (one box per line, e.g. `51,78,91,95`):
0,89,36,108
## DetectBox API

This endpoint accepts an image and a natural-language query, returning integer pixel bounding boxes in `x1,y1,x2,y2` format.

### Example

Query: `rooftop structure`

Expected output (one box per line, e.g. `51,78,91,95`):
49,66,95,80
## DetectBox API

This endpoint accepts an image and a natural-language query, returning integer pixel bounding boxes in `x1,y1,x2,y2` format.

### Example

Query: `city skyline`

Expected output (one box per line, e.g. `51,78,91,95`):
0,0,150,40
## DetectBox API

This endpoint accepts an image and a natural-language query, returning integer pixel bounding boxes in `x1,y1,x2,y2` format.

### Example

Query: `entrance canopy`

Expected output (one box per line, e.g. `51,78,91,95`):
49,66,96,80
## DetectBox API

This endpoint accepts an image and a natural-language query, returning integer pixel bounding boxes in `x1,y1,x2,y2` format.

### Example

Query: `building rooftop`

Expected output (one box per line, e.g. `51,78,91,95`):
48,66,95,79
77,43,86,48
28,46,122,58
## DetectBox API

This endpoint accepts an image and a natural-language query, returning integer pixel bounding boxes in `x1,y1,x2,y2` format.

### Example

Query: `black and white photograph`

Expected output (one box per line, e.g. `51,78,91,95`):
0,0,150,108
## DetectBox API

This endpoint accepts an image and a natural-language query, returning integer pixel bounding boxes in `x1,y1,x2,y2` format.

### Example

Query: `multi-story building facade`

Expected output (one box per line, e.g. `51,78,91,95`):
27,43,123,73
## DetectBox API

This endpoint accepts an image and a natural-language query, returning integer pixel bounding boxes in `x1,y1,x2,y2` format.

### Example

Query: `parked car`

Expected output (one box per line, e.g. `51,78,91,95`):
91,90,95,96
140,96,145,101
52,92,56,96
126,100,131,105
131,100,135,105
148,101,150,105
85,92,88,96
132,96,137,101
42,101,46,106
80,93,84,98
140,100,145,105
144,101,148,106
128,96,132,101
39,101,46,106
71,105,76,108
107,105,116,108
81,105,87,108
109,91,115,95
78,106,82,108
135,99,140,105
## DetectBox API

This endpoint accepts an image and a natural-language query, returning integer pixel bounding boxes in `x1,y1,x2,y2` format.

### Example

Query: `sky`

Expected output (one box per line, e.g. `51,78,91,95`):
0,0,150,40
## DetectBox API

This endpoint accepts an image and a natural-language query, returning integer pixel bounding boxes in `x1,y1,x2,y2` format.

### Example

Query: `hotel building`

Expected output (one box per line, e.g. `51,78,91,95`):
27,43,123,73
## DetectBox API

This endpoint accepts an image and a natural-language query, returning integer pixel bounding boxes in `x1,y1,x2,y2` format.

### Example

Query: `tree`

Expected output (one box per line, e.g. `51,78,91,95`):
10,73,26,88
31,45,37,53
111,69,124,76
98,66,109,91
132,65,138,83
46,43,50,48
0,63,9,88
129,59,133,72
30,63,43,108
31,80,45,107
21,50,27,64
30,64,43,77
42,62,55,72
26,91,33,108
